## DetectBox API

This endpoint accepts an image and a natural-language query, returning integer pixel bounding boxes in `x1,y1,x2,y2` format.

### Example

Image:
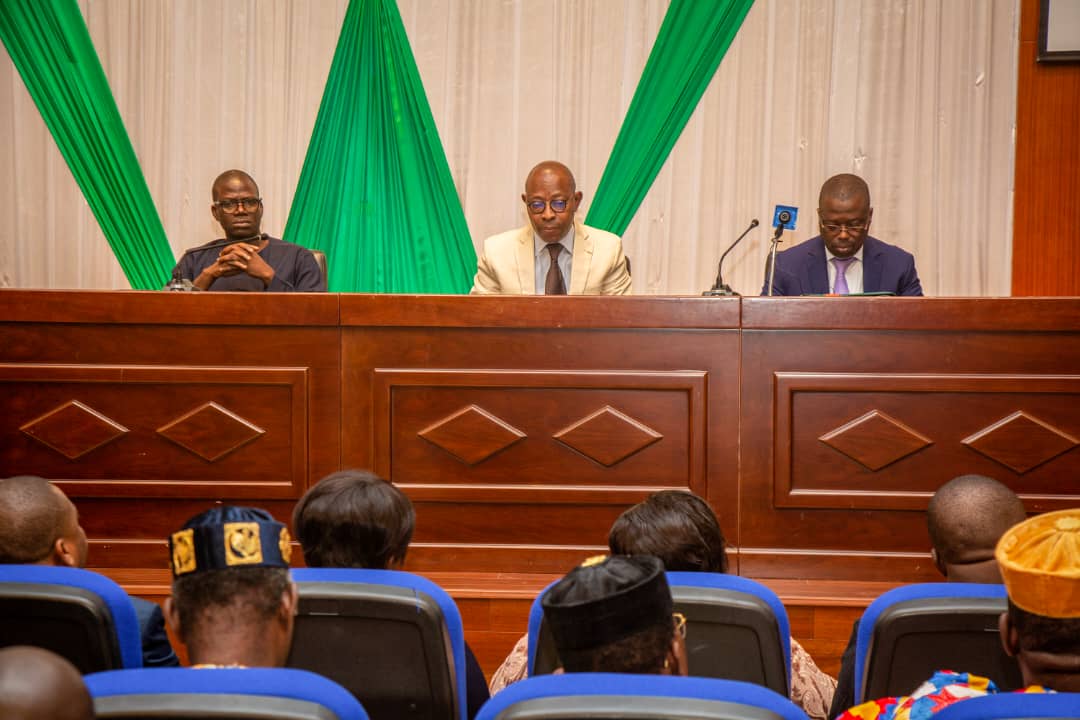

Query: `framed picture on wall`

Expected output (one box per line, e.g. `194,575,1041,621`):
1039,0,1080,62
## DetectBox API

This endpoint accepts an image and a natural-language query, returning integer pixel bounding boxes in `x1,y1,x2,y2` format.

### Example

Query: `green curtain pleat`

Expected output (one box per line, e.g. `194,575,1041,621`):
586,0,755,236
0,0,174,289
284,0,476,293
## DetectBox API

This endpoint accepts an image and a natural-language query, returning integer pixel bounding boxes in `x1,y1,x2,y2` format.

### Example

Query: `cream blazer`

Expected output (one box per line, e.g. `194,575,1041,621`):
470,222,632,295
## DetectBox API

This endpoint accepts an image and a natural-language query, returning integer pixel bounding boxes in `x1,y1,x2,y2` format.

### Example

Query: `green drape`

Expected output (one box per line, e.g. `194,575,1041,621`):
0,0,174,289
284,0,476,293
586,0,755,236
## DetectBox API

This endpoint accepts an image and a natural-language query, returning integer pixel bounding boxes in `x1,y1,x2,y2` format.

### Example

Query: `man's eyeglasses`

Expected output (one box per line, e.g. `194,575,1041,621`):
673,612,687,639
215,198,262,214
820,221,868,234
526,199,570,214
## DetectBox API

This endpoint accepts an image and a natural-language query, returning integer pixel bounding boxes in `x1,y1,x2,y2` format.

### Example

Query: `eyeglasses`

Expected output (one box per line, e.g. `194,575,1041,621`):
820,221,868,234
526,198,571,214
673,612,687,639
215,197,262,214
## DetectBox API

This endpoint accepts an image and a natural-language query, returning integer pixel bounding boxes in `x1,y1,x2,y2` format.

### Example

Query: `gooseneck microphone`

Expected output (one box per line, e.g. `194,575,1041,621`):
704,219,759,296
766,205,798,297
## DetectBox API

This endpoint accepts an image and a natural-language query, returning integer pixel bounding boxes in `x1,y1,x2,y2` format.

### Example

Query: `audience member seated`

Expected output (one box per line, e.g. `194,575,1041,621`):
164,505,298,668
0,645,94,720
836,507,1080,719
542,554,687,675
0,475,179,667
292,469,490,717
490,489,835,720
829,474,1028,717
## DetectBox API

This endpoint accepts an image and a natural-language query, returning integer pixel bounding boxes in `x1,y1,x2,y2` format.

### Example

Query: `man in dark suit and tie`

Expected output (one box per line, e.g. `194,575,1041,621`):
761,174,923,296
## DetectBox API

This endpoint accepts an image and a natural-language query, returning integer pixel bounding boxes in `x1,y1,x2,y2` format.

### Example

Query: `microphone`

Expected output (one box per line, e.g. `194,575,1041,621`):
704,219,759,296
164,233,266,290
771,205,798,241
766,205,798,296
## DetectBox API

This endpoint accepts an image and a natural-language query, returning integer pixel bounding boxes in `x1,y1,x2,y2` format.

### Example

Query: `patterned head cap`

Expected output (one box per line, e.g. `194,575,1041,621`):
169,505,292,578
995,508,1080,618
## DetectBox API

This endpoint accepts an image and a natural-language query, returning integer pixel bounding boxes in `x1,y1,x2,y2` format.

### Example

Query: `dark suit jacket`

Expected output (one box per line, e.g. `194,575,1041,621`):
132,596,180,667
761,235,923,296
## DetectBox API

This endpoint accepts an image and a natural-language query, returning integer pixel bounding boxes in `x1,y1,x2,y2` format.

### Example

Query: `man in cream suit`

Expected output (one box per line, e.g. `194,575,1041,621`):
471,161,632,295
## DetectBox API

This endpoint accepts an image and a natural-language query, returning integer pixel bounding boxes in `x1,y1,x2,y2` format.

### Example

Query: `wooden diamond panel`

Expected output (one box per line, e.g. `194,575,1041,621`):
418,405,526,465
0,364,308,498
374,368,706,491
157,402,266,462
554,406,663,466
773,373,1080,510
20,400,128,459
963,411,1078,474
819,410,932,471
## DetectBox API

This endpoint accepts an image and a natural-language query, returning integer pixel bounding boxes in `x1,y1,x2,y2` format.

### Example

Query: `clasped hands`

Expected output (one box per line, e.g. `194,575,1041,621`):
195,242,275,289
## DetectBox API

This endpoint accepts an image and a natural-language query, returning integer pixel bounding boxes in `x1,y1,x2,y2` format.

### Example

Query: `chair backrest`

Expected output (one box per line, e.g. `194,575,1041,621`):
475,673,810,720
854,583,1023,703
87,667,369,720
287,568,467,720
932,692,1080,720
311,249,328,283
528,572,791,695
0,565,142,671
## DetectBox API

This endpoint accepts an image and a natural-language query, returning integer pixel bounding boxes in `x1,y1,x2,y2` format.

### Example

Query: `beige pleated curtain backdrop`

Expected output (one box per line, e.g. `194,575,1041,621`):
0,0,1017,295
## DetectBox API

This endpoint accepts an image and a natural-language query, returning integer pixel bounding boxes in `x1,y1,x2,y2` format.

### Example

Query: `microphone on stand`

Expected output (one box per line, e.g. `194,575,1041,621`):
164,233,266,290
704,219,759,296
765,205,798,296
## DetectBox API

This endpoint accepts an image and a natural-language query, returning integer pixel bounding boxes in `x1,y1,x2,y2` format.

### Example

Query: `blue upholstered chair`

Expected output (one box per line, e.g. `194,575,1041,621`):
0,564,142,672
527,571,791,695
288,568,468,720
932,692,1080,720
87,667,368,719
477,673,809,720
854,583,1022,704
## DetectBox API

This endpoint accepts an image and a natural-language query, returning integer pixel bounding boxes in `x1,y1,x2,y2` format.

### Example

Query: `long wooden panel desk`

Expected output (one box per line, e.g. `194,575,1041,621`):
4,291,1080,675
2,291,1078,583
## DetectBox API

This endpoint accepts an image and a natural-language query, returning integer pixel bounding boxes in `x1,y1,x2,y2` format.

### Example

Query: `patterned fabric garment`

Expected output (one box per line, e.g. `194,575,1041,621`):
488,633,838,720
838,670,1051,720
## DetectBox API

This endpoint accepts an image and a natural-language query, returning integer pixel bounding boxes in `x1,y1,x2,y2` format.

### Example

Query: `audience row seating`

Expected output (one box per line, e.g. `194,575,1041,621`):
81,669,1080,720
3,565,1071,720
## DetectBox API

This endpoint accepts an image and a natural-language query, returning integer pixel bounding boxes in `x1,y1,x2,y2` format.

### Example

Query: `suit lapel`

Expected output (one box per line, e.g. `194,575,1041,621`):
862,236,884,293
516,226,534,294
807,237,829,294
569,222,593,295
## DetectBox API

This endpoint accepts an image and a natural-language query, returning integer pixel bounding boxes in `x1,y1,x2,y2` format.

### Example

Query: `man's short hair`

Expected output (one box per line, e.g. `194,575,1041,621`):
0,476,67,564
211,169,259,200
927,475,1026,564
171,566,291,646
542,555,674,674
608,490,728,573
1006,600,1080,656
292,470,415,569
819,173,870,207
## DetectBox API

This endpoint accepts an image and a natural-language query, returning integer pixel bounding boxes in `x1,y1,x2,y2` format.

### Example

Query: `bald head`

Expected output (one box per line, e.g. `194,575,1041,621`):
524,161,576,194
818,173,870,207
0,646,93,720
211,169,259,201
927,475,1027,577
0,476,75,564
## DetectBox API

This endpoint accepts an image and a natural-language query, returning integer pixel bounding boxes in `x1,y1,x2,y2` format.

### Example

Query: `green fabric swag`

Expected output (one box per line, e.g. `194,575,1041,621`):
586,0,755,236
0,0,175,289
284,0,476,293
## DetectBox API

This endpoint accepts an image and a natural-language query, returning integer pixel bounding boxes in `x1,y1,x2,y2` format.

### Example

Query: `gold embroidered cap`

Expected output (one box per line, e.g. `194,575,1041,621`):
169,505,292,578
995,508,1080,618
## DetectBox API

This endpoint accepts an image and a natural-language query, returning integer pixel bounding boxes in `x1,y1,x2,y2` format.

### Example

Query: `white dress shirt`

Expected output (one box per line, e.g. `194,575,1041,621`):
825,244,865,294
533,226,575,294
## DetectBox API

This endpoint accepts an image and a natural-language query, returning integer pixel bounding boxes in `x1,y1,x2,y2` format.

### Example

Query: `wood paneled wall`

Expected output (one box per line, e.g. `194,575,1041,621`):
1012,0,1080,296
